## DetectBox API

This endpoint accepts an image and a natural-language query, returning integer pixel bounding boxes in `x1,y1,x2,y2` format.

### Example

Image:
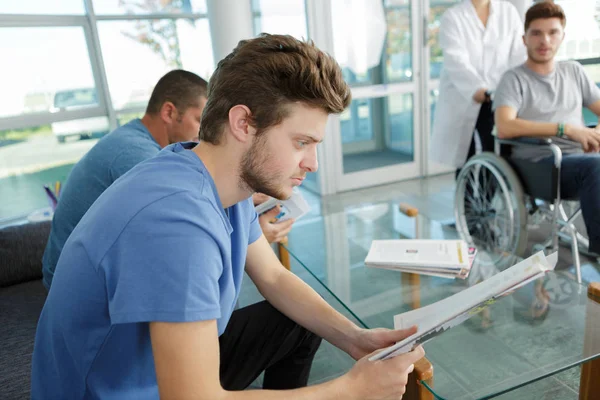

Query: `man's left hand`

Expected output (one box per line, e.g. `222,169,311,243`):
346,326,418,361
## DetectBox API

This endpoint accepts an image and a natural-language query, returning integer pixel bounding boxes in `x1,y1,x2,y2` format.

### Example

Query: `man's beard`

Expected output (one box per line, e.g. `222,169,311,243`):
239,135,289,200
527,48,555,65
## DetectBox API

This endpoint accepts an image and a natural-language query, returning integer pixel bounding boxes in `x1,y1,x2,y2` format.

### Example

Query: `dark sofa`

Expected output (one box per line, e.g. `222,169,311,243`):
0,221,50,400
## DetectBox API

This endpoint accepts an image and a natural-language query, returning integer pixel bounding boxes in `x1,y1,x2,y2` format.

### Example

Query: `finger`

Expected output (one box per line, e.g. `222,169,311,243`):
385,326,418,342
394,345,425,367
263,204,281,218
274,221,294,236
406,364,415,374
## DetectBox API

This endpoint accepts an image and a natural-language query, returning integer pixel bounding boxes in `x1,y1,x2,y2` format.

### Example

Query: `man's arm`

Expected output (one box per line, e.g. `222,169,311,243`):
496,106,600,152
495,105,560,139
586,99,600,118
245,235,363,356
150,317,424,400
150,319,348,400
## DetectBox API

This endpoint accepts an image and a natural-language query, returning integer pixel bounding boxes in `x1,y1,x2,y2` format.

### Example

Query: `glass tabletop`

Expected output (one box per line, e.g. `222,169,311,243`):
284,201,600,399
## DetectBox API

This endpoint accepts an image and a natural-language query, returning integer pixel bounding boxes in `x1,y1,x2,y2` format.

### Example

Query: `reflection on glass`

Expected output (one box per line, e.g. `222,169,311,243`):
251,0,307,39
93,0,207,15
0,120,107,219
0,27,96,119
429,0,461,80
97,19,213,110
340,93,414,173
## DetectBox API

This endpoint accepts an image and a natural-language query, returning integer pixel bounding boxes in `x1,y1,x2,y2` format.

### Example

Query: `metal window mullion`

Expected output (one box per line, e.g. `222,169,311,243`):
0,107,107,131
350,82,417,100
0,14,87,27
83,0,117,131
94,13,206,21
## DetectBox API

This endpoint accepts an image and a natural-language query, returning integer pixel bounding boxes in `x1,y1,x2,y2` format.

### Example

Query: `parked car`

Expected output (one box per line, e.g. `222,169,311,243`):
50,88,110,143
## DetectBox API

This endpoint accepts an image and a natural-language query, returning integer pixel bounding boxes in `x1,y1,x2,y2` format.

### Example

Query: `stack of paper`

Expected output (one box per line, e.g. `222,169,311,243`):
369,251,558,361
254,188,310,223
364,239,477,279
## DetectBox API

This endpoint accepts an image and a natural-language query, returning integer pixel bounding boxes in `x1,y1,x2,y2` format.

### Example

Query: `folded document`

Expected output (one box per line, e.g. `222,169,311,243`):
369,251,558,361
254,189,310,223
365,239,476,279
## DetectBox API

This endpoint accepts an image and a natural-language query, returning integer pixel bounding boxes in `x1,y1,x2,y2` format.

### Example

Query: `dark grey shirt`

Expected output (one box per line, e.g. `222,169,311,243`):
494,61,600,160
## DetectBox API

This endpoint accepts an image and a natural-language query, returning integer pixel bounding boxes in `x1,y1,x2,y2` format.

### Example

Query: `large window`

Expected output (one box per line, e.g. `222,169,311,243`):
251,0,308,39
98,19,214,112
0,1,212,221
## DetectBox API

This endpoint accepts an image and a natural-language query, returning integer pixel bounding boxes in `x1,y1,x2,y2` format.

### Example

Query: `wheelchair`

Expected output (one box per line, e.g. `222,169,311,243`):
454,134,587,283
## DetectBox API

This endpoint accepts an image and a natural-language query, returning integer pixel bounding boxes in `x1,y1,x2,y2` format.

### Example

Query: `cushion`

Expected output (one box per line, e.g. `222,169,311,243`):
0,221,50,288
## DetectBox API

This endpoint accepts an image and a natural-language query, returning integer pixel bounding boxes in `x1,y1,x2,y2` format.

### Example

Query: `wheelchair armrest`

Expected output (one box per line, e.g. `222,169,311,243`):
496,137,563,167
496,137,554,147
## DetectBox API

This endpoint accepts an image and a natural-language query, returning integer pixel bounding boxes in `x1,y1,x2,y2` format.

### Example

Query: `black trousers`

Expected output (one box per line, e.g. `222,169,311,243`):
219,300,322,390
456,101,496,179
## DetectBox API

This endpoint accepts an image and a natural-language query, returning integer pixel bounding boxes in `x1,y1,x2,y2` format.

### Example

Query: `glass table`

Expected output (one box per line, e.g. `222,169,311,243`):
281,201,600,399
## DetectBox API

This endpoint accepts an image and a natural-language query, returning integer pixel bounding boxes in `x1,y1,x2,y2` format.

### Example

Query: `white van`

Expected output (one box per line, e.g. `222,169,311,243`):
51,88,110,143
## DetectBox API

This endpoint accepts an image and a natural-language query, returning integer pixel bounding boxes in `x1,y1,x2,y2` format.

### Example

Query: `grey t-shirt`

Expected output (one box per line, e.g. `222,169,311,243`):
493,61,600,160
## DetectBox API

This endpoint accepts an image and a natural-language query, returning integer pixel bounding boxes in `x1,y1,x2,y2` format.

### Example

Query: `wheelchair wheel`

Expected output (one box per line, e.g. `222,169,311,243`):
455,152,528,269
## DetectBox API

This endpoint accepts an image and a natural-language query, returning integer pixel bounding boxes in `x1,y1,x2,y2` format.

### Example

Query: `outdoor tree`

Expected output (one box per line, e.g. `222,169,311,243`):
119,0,194,69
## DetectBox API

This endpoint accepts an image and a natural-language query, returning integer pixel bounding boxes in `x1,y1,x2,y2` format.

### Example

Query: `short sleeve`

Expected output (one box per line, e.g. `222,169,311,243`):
575,62,600,107
109,146,159,182
493,70,523,112
248,206,262,245
103,192,224,324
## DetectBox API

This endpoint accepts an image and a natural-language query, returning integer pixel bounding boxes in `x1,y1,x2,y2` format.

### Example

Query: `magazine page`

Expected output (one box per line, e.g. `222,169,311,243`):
370,251,556,361
365,240,469,268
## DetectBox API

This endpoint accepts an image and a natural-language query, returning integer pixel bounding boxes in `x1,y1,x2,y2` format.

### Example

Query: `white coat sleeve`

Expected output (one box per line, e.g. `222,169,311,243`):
439,12,486,101
507,5,527,69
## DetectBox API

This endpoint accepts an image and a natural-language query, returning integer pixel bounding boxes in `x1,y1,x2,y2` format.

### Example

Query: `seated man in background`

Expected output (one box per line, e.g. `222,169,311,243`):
31,33,424,400
494,1,600,256
42,69,293,289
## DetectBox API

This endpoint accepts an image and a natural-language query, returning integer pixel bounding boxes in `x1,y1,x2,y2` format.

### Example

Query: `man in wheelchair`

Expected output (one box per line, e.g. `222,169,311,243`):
493,1,600,259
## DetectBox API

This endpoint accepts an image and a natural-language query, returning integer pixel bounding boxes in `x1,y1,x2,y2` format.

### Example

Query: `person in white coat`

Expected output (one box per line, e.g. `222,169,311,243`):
430,0,527,173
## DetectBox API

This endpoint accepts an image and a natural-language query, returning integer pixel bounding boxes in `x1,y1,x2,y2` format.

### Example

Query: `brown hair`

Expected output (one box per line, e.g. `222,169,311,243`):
199,34,351,145
525,1,566,32
146,69,208,115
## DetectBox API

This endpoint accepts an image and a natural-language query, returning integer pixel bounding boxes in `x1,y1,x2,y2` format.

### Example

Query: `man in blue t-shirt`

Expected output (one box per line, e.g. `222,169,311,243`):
32,34,425,400
42,70,294,289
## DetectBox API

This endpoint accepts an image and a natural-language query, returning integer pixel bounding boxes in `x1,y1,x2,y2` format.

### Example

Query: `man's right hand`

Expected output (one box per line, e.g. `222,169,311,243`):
341,345,425,400
566,124,600,152
258,205,294,244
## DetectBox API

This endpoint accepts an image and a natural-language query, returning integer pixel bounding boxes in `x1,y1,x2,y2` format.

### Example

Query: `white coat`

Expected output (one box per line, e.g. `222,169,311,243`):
430,0,527,168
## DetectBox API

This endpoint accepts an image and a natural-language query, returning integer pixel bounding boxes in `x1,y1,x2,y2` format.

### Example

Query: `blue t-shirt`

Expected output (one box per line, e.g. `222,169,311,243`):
31,143,262,399
42,119,161,288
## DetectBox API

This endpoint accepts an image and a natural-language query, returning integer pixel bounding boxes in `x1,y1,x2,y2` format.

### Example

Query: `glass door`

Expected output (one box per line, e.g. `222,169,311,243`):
423,0,462,176
307,0,423,194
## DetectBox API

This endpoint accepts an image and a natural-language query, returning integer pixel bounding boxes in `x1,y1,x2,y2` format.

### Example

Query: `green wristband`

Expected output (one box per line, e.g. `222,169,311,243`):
557,123,565,138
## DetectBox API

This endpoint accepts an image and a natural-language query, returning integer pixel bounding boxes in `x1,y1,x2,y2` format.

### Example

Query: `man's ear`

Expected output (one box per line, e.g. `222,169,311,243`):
160,101,177,124
228,105,255,144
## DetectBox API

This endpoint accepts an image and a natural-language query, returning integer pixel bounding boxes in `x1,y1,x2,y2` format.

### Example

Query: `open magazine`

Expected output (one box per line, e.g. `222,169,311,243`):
369,251,558,361
365,239,477,279
254,188,310,223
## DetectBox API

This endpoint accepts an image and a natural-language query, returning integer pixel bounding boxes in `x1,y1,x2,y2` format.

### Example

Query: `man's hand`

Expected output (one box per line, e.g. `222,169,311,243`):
473,88,489,104
566,124,600,152
346,326,418,361
342,345,425,400
258,205,294,243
